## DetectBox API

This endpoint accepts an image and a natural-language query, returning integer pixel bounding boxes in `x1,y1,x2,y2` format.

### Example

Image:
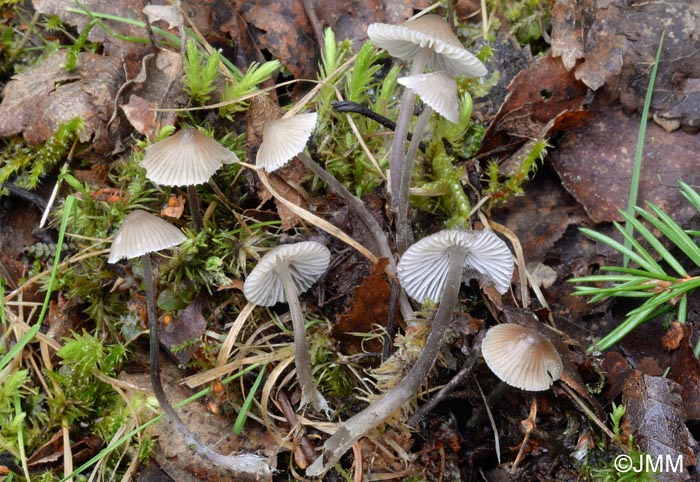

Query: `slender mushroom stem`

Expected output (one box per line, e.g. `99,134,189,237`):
187,185,204,232
142,253,272,474
395,105,433,254
306,244,467,476
297,151,414,321
389,49,431,254
278,263,331,415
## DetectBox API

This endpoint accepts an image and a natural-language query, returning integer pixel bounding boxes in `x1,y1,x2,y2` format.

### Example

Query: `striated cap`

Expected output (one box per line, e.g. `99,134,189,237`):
243,241,330,306
481,323,563,391
256,112,318,172
367,14,487,77
397,229,513,303
398,71,459,123
140,128,239,186
108,210,186,263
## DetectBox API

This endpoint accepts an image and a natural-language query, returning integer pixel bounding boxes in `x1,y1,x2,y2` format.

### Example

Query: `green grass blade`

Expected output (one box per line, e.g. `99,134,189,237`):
618,210,685,277
623,31,664,266
596,266,677,282
580,227,659,273
232,364,267,435
0,196,75,372
679,181,700,211
638,204,700,266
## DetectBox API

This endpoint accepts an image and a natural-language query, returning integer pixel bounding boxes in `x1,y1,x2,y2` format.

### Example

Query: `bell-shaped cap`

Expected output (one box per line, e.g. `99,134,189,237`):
367,14,487,77
398,71,459,123
397,229,513,303
140,128,239,186
256,113,318,172
243,241,330,306
108,210,187,263
481,323,563,391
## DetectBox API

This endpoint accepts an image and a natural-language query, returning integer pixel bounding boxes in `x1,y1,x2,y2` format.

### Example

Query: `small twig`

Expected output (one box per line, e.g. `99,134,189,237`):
511,398,537,473
300,0,324,52
277,391,317,466
331,101,427,153
1,183,47,212
407,331,485,426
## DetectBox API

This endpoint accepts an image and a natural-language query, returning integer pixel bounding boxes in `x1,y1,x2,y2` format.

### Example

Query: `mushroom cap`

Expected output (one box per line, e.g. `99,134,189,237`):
108,210,187,263
398,71,460,123
256,113,318,172
481,323,563,391
243,241,330,306
140,128,239,186
367,15,487,77
397,229,513,303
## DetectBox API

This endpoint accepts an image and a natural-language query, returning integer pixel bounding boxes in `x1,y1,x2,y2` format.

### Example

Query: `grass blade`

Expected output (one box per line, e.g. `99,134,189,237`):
623,31,664,265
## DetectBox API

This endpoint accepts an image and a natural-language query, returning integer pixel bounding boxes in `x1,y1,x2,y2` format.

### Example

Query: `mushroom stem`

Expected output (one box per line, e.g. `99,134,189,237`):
297,152,413,321
142,253,272,475
395,105,433,256
306,244,467,476
187,185,204,232
278,263,331,415
389,49,430,254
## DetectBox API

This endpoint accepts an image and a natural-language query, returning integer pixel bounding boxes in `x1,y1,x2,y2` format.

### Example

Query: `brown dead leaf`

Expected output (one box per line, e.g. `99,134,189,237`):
550,96,700,224
239,1,318,84
32,0,151,59
660,323,700,421
257,172,307,230
478,54,589,157
333,258,396,354
0,51,123,155
121,95,159,140
551,0,700,130
160,294,207,364
623,371,697,481
23,431,102,474
161,193,186,220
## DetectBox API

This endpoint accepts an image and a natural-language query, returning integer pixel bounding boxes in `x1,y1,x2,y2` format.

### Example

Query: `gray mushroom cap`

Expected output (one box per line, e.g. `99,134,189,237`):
397,229,514,303
256,113,318,172
398,71,460,123
367,14,487,77
243,241,330,306
481,323,563,391
108,210,187,263
140,128,239,186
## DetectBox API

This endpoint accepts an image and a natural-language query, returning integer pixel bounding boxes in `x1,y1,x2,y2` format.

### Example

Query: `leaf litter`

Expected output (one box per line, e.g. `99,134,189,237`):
2,0,700,480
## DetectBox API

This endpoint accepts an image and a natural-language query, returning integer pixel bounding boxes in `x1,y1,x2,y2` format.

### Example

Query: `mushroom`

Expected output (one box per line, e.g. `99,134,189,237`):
306,229,513,475
481,323,563,391
256,112,413,321
140,128,239,232
397,71,460,124
109,210,272,476
367,15,486,254
243,241,331,414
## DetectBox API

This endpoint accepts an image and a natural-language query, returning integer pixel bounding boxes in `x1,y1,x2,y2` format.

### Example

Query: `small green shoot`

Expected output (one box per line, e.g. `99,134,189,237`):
183,38,220,105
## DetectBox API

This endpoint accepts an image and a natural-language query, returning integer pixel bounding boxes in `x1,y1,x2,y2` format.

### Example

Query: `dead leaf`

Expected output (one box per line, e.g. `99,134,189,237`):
32,0,151,59
121,95,159,141
622,370,697,481
660,323,700,421
550,97,700,224
333,258,396,354
160,294,208,364
257,172,307,230
0,51,123,155
551,0,700,130
478,54,589,158
161,193,186,219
